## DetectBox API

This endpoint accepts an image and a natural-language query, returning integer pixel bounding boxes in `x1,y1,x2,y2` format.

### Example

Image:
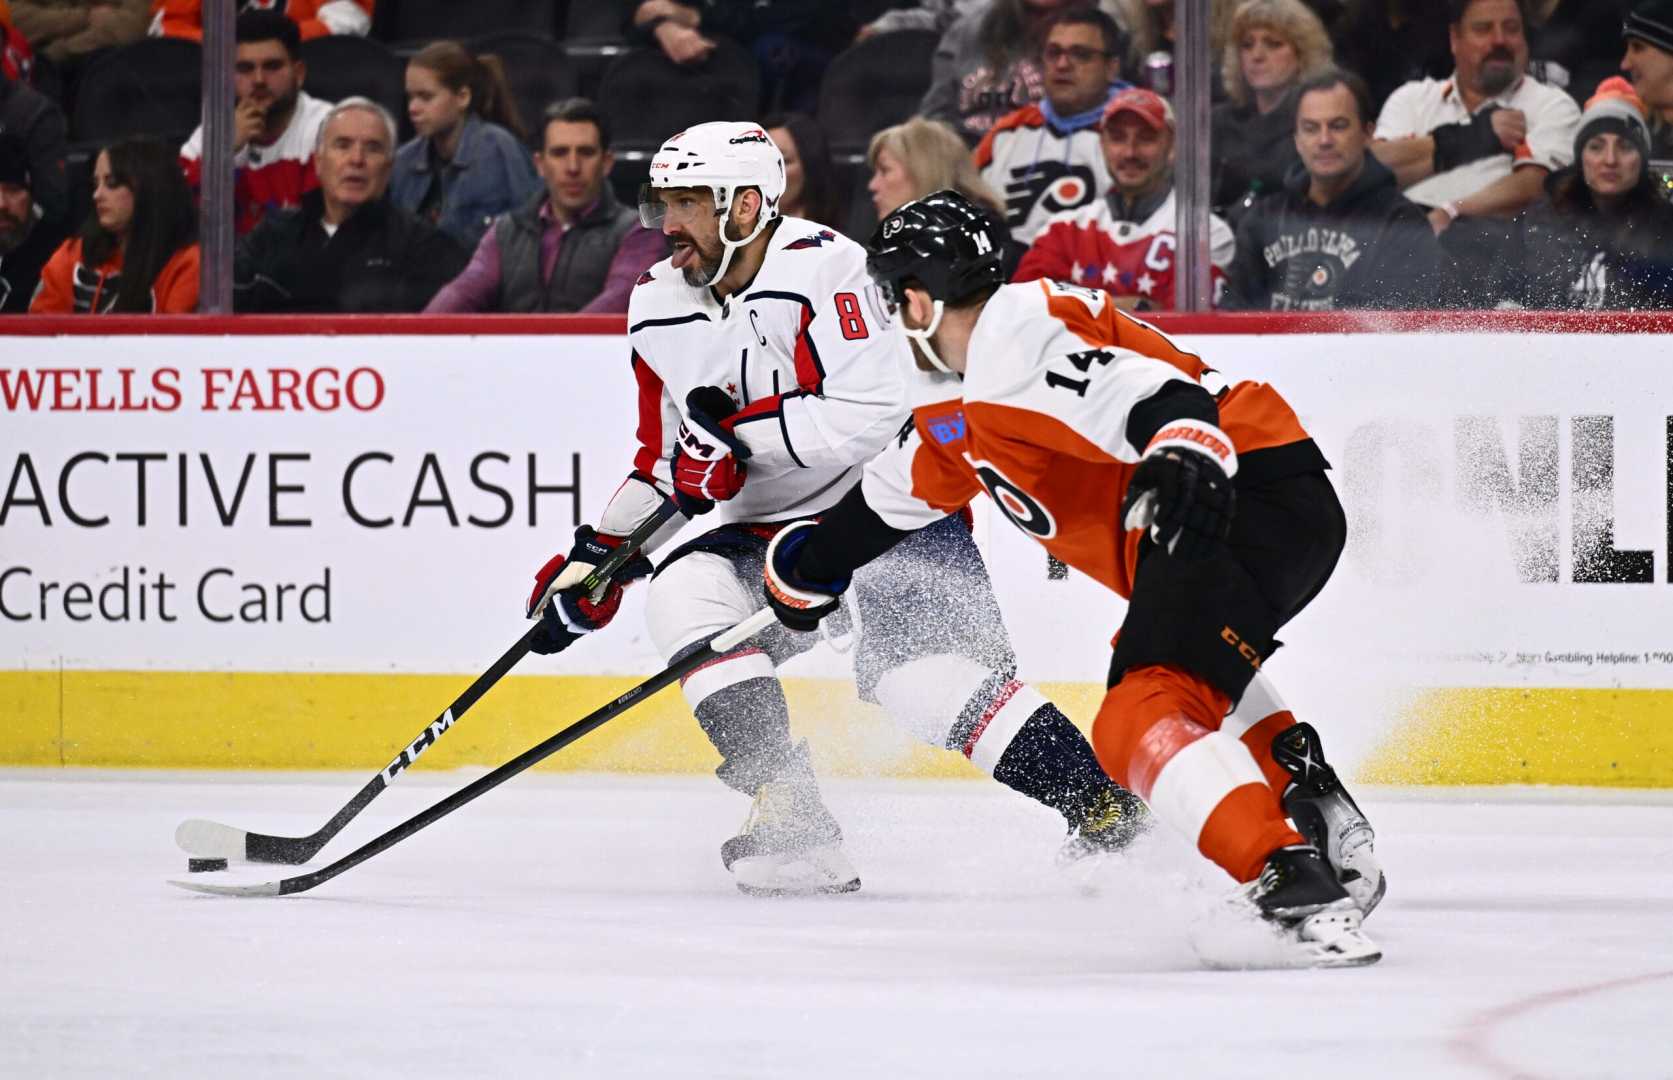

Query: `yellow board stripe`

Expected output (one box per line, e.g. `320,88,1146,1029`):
4,673,1670,787
1359,687,1673,787
2,670,1093,777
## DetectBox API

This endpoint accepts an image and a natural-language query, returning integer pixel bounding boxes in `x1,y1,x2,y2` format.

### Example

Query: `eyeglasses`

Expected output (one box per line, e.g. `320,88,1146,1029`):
1042,44,1111,65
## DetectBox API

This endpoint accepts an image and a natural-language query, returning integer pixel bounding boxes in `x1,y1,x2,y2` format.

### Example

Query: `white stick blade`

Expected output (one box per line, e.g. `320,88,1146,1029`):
167,878,283,897
174,819,248,859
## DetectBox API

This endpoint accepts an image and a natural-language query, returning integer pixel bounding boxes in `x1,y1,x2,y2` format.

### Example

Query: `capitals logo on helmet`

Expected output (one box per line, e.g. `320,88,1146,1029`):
640,120,786,222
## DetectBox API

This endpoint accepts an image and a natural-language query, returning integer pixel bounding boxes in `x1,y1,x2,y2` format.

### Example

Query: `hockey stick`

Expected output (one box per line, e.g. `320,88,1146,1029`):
170,606,778,897
173,500,681,865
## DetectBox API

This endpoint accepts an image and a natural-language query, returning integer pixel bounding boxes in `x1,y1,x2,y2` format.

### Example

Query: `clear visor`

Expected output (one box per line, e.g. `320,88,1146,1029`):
637,185,717,230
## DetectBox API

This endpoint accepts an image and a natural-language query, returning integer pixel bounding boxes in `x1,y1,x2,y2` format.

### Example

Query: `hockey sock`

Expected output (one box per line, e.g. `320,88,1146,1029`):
1223,672,1302,797
987,700,1126,829
1093,664,1302,882
684,653,804,795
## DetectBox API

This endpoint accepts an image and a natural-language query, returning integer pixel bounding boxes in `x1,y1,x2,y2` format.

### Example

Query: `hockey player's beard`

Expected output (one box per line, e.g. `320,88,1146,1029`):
669,227,724,286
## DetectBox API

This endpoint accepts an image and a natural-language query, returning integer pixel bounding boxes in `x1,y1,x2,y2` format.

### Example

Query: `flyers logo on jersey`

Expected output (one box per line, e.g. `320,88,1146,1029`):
968,457,1057,539
925,410,966,445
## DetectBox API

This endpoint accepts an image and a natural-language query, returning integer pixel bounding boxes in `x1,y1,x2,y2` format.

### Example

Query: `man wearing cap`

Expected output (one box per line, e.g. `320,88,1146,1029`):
0,130,63,313
1371,0,1580,235
1012,85,1235,310
974,6,1131,244
1621,0,1673,196
1228,68,1450,311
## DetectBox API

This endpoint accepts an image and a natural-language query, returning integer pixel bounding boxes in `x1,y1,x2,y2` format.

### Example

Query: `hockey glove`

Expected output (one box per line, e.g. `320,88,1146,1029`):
525,526,654,654
1430,105,1504,173
1121,419,1237,561
764,520,850,632
671,386,752,516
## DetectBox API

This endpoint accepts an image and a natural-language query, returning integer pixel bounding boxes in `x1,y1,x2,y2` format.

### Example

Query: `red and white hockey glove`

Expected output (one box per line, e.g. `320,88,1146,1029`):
525,526,653,654
1121,419,1237,560
670,386,751,516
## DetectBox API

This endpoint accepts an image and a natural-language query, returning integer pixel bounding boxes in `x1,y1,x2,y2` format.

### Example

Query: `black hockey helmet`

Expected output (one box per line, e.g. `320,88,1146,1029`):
865,189,1006,309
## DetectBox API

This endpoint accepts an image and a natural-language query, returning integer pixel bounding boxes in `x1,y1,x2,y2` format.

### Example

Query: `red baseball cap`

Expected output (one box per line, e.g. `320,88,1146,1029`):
1102,88,1175,132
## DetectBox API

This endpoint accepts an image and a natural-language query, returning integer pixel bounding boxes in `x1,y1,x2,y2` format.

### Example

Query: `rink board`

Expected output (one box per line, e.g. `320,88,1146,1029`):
5,311,1673,785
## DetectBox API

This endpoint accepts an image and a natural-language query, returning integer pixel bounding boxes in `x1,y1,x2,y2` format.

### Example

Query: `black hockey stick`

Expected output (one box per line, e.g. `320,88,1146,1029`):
173,500,681,865
170,606,777,897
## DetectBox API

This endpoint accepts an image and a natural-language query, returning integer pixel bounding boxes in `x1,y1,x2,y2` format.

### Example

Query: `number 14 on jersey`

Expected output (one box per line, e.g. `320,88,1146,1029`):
1044,349,1116,398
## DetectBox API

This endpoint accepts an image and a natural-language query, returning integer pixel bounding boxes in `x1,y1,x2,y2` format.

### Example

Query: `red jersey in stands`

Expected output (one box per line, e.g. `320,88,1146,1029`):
180,90,332,236
1012,189,1236,310
972,104,1109,245
150,0,373,41
858,278,1323,599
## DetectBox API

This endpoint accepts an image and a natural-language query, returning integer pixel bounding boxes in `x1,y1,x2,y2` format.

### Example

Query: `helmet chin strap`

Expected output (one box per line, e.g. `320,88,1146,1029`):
903,299,953,374
696,187,772,287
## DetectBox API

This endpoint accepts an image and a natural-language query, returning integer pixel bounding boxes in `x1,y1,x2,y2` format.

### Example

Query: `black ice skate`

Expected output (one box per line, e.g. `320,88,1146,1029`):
720,779,860,898
1057,784,1153,865
1271,722,1386,916
1245,845,1381,967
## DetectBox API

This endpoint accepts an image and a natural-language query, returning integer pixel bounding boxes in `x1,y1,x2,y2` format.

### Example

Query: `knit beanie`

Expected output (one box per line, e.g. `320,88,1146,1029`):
1573,77,1652,163
1624,0,1673,54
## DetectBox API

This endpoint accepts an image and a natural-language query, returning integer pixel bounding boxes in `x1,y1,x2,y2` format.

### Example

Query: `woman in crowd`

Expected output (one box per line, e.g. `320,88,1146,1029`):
765,112,843,229
866,115,1022,273
1511,78,1673,310
30,134,197,313
1210,0,1334,224
392,40,541,248
918,0,1072,144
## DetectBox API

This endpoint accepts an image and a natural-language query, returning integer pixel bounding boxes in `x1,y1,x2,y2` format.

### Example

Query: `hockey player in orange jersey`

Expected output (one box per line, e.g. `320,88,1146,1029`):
761,190,1384,966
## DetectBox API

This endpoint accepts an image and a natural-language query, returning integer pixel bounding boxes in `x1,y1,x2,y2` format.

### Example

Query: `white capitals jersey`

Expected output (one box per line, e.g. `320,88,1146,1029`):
599,216,911,537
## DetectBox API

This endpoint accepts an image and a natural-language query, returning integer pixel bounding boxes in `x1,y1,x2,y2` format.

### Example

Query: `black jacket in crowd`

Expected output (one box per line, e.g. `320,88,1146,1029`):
0,211,65,312
1210,91,1302,227
233,188,468,313
0,73,67,229
1509,167,1673,310
1227,154,1450,310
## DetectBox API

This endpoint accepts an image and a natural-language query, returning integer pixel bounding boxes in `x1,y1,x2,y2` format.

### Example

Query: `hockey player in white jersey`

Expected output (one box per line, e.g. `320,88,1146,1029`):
523,121,1148,896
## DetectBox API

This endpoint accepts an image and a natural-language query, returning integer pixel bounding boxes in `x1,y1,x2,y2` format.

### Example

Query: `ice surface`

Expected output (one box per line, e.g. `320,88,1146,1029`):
3,770,1672,1079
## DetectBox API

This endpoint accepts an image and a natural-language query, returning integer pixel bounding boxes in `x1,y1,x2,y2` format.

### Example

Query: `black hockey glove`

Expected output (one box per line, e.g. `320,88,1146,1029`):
525,526,654,654
1121,420,1237,561
764,520,851,632
1430,105,1504,173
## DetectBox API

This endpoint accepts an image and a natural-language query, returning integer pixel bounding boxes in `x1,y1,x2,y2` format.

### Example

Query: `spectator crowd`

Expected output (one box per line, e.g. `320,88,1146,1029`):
2,0,1671,316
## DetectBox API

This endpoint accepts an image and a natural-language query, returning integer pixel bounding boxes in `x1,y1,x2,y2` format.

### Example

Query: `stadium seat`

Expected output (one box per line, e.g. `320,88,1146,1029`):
71,38,203,145
817,30,938,162
382,0,560,47
469,32,578,146
299,35,410,141
563,0,631,100
597,38,759,156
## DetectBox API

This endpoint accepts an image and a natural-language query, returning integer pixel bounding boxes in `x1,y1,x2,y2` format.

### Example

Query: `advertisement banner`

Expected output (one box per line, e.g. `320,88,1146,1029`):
6,326,1672,784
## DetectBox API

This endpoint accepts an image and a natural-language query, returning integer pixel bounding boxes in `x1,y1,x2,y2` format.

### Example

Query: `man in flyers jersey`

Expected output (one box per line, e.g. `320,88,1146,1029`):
762,190,1384,967
521,122,1150,898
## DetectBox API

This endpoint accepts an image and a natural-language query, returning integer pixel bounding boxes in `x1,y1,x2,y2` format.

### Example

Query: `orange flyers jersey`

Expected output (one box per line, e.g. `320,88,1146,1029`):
857,279,1323,599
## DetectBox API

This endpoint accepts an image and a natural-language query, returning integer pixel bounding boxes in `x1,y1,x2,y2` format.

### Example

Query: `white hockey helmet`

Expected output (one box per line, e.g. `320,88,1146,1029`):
639,120,787,284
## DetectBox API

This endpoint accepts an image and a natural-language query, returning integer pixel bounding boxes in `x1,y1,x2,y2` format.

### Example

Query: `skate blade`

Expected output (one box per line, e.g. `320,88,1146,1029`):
731,847,861,898
1295,906,1382,967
